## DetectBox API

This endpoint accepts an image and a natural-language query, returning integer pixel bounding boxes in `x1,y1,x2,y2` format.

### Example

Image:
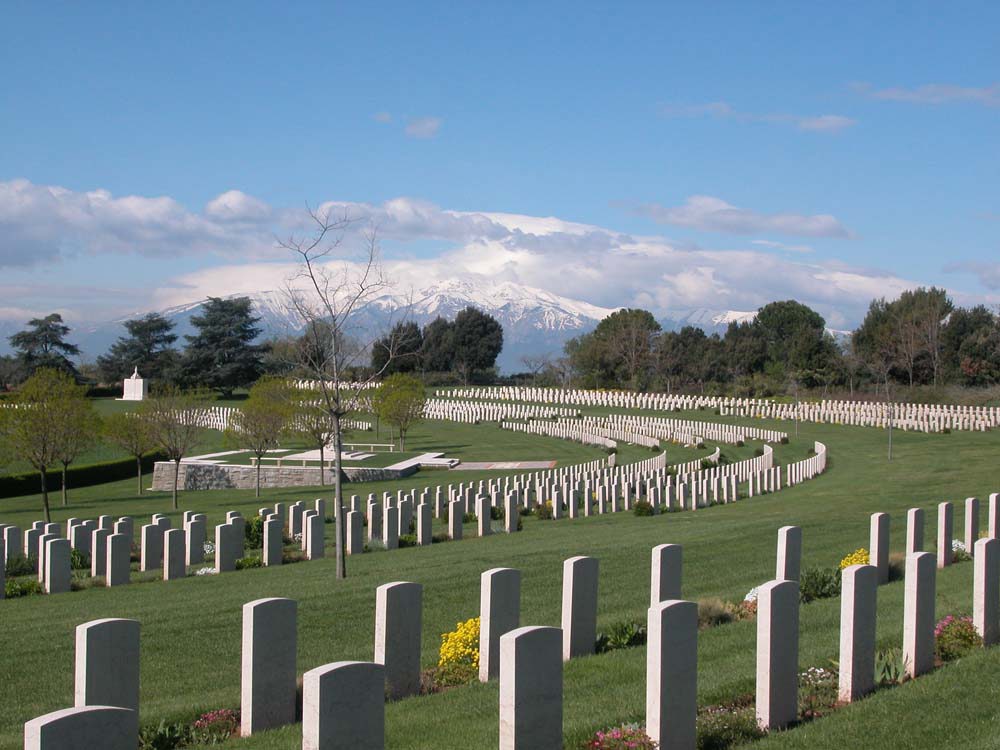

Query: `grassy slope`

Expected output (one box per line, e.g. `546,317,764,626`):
0,411,996,748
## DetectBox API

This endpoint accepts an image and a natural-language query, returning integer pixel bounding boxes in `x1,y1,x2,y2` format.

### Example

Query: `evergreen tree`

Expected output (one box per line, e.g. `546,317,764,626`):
371,321,423,374
9,313,80,380
180,297,264,397
451,307,503,384
420,317,455,372
97,313,179,383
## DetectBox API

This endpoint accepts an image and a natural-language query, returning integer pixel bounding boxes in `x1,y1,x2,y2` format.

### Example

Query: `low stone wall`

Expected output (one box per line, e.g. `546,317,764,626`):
150,461,416,491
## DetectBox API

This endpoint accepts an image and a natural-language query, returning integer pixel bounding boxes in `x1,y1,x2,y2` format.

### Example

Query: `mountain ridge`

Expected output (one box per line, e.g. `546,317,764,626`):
0,279,822,372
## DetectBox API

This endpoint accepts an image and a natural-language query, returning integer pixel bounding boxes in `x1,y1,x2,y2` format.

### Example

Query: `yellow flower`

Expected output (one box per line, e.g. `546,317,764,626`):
439,616,480,668
839,548,869,570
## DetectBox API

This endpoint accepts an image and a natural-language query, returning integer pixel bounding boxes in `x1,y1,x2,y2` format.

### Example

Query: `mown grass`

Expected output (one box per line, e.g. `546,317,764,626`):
0,410,996,748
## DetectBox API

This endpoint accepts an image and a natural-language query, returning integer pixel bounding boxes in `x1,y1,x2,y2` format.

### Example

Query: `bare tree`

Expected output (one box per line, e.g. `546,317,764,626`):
1,368,86,522
141,386,207,510
54,394,99,506
226,377,294,498
103,410,156,496
279,208,406,579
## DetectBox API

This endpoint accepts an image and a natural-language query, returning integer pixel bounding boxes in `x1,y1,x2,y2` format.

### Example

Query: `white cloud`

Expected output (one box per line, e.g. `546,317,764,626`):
660,102,857,133
0,179,279,267
372,111,392,123
404,116,442,138
751,239,814,254
634,195,852,238
204,190,272,222
150,212,923,332
3,179,987,332
945,261,1000,290
855,82,1000,106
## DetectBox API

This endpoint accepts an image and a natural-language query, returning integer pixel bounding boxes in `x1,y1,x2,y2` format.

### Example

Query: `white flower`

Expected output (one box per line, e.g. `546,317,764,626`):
744,586,759,602
293,533,303,543
952,539,967,553
194,567,217,576
203,542,215,554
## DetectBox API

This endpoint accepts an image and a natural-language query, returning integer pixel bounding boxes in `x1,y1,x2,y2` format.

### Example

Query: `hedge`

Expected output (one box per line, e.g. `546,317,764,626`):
0,452,166,500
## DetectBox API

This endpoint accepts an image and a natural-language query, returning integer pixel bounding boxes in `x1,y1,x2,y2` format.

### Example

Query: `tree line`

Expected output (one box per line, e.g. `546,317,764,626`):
0,299,505,395
554,288,999,395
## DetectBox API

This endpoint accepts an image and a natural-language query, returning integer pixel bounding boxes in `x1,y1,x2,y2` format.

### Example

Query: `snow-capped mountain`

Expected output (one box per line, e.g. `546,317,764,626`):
68,280,622,373
1,280,849,372
659,308,757,333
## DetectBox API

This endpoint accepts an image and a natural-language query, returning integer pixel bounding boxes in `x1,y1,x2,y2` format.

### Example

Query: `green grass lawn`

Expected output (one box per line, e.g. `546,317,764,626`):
0,409,997,749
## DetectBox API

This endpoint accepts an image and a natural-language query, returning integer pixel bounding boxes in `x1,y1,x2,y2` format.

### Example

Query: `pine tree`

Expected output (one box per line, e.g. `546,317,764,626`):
9,314,80,380
180,297,264,397
97,313,179,383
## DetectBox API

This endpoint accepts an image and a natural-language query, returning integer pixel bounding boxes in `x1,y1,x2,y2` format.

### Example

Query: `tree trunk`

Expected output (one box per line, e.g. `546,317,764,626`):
172,459,180,510
332,411,346,579
61,464,68,506
319,444,326,486
255,458,261,498
40,466,51,523
136,455,143,496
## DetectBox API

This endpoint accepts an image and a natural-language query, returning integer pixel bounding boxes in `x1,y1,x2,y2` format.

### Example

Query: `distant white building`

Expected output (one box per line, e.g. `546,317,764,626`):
121,367,148,401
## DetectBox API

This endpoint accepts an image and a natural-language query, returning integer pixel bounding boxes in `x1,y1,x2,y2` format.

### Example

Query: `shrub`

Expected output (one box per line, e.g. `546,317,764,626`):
70,548,90,571
875,647,904,686
0,451,166,499
462,512,476,524
490,506,503,521
799,567,841,603
753,447,765,457
431,532,450,543
697,701,764,749
5,578,44,598
780,436,790,445
735,440,745,447
535,502,554,520
633,500,654,517
582,723,656,749
429,661,478,688
595,619,646,653
398,534,417,548
439,616,479,671
732,599,757,621
245,516,265,549
138,719,194,749
798,666,838,720
5,553,35,578
698,598,735,629
234,556,263,570
839,548,869,569
700,458,715,470
951,539,971,563
191,708,240,743
935,615,981,661
281,549,307,564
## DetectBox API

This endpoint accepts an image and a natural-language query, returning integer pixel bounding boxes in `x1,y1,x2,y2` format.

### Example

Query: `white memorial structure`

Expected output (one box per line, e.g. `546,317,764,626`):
121,368,148,401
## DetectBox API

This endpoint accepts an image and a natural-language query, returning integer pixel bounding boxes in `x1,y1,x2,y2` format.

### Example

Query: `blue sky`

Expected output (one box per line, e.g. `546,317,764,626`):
1,1,998,330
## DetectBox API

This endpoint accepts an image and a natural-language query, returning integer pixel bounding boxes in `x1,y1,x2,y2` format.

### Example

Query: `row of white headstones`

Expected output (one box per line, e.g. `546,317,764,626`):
437,386,1000,432
1,437,828,598
22,496,1000,749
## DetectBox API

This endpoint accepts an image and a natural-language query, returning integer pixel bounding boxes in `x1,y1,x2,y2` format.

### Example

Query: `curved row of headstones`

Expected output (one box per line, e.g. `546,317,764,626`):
423,398,579,423
436,386,999,433
501,417,657,449
24,500,1000,749
570,413,787,445
0,442,827,599
719,398,998,433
